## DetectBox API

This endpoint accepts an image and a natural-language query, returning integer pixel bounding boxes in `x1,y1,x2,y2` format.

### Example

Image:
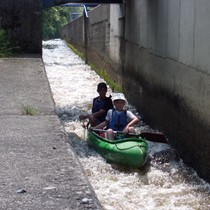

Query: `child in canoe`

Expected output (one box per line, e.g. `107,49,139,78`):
92,93,140,140
79,82,113,127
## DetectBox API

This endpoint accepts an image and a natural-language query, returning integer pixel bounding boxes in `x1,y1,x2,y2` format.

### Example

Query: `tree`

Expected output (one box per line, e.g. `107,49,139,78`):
42,6,83,40
0,28,12,57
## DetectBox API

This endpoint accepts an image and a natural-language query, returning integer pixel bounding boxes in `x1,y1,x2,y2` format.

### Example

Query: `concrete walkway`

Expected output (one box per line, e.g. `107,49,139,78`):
0,56,102,210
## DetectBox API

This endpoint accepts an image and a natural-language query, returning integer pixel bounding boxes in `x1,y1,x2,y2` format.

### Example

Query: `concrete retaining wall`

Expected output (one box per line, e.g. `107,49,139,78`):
61,1,210,182
0,0,42,53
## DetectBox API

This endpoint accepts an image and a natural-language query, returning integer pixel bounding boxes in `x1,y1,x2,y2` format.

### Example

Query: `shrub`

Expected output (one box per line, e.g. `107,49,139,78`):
0,28,12,57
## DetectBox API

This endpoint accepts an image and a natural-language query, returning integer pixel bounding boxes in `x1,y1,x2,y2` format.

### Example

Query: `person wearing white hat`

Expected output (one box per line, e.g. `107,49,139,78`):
112,93,127,102
93,93,140,140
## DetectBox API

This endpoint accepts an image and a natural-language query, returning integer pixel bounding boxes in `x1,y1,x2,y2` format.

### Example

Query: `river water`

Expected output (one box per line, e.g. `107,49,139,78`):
42,39,210,210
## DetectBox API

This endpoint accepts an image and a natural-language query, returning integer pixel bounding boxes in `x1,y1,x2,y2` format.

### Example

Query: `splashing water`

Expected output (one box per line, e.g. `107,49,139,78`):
43,39,210,210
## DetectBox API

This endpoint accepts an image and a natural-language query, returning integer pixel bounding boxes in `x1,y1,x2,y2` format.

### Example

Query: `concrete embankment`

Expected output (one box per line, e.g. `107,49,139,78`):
61,2,210,183
0,56,102,209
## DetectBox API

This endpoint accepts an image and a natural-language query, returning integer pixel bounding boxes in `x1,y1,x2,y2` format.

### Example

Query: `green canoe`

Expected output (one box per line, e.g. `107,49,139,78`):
87,130,148,168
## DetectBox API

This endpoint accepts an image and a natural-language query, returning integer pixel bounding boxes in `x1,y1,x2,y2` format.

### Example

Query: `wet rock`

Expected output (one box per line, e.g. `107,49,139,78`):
151,148,180,164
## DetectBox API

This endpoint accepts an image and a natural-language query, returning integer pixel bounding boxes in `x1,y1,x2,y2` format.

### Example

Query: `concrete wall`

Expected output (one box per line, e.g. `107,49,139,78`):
123,0,210,182
62,5,125,85
0,0,42,53
61,1,210,182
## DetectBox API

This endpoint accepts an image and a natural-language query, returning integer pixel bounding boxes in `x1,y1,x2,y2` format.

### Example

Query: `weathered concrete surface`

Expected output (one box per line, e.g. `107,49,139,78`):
0,0,42,53
61,1,210,182
123,0,210,183
61,4,124,87
0,57,102,209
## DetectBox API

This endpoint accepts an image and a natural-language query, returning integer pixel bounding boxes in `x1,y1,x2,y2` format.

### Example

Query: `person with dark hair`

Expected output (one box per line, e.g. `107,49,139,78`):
79,82,113,127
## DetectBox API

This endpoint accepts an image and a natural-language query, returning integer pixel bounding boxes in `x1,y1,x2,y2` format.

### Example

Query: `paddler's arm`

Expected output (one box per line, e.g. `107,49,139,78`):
93,120,108,129
123,116,140,134
79,109,105,121
79,114,89,120
89,109,106,120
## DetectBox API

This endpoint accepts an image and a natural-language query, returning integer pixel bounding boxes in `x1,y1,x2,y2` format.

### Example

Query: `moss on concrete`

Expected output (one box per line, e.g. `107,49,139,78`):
66,41,122,92
66,42,85,60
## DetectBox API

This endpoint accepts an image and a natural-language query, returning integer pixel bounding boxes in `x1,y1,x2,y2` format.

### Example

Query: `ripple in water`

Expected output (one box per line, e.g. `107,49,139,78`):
43,39,210,210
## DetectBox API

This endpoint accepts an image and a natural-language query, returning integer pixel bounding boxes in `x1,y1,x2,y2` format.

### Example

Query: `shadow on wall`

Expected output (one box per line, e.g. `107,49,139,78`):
122,69,210,183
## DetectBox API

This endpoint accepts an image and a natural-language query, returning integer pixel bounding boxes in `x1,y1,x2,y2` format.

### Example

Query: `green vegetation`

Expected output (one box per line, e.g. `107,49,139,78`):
0,28,12,57
67,42,122,92
21,105,40,116
66,42,85,60
42,6,83,40
89,62,122,93
43,6,122,91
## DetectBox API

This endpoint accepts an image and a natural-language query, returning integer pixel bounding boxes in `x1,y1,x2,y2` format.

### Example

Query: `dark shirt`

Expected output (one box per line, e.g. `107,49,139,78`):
92,96,113,123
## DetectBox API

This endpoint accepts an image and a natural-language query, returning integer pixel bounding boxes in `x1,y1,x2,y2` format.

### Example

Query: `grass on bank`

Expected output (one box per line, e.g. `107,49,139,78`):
21,105,40,116
0,28,12,57
66,42,122,93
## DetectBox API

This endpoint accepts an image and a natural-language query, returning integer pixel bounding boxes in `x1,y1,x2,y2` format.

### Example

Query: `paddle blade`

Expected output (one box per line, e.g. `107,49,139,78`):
139,132,168,144
91,128,168,144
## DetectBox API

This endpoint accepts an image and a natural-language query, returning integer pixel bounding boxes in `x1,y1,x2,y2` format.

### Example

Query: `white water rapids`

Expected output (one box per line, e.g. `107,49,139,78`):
42,39,210,210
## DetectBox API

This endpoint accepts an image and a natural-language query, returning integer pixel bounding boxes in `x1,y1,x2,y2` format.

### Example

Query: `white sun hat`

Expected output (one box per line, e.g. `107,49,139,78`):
113,93,127,102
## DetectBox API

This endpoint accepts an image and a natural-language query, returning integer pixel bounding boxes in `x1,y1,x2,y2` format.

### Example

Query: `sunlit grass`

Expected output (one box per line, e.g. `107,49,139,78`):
66,42,85,60
66,41,122,92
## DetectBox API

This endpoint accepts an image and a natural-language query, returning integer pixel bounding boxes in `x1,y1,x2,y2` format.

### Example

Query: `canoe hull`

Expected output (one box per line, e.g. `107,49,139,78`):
87,131,148,168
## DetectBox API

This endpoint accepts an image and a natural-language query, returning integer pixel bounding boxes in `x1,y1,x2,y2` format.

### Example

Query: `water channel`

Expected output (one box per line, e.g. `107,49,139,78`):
42,39,210,210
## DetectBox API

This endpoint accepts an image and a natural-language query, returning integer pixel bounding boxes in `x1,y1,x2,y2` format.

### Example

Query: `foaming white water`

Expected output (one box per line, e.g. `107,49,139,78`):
43,39,210,210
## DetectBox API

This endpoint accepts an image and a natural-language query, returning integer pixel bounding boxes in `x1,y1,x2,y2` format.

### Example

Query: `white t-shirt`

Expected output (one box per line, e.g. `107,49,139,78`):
105,109,136,123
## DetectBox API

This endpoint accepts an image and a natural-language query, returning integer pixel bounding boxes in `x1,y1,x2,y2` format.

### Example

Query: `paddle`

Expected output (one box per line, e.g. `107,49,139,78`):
90,128,168,144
